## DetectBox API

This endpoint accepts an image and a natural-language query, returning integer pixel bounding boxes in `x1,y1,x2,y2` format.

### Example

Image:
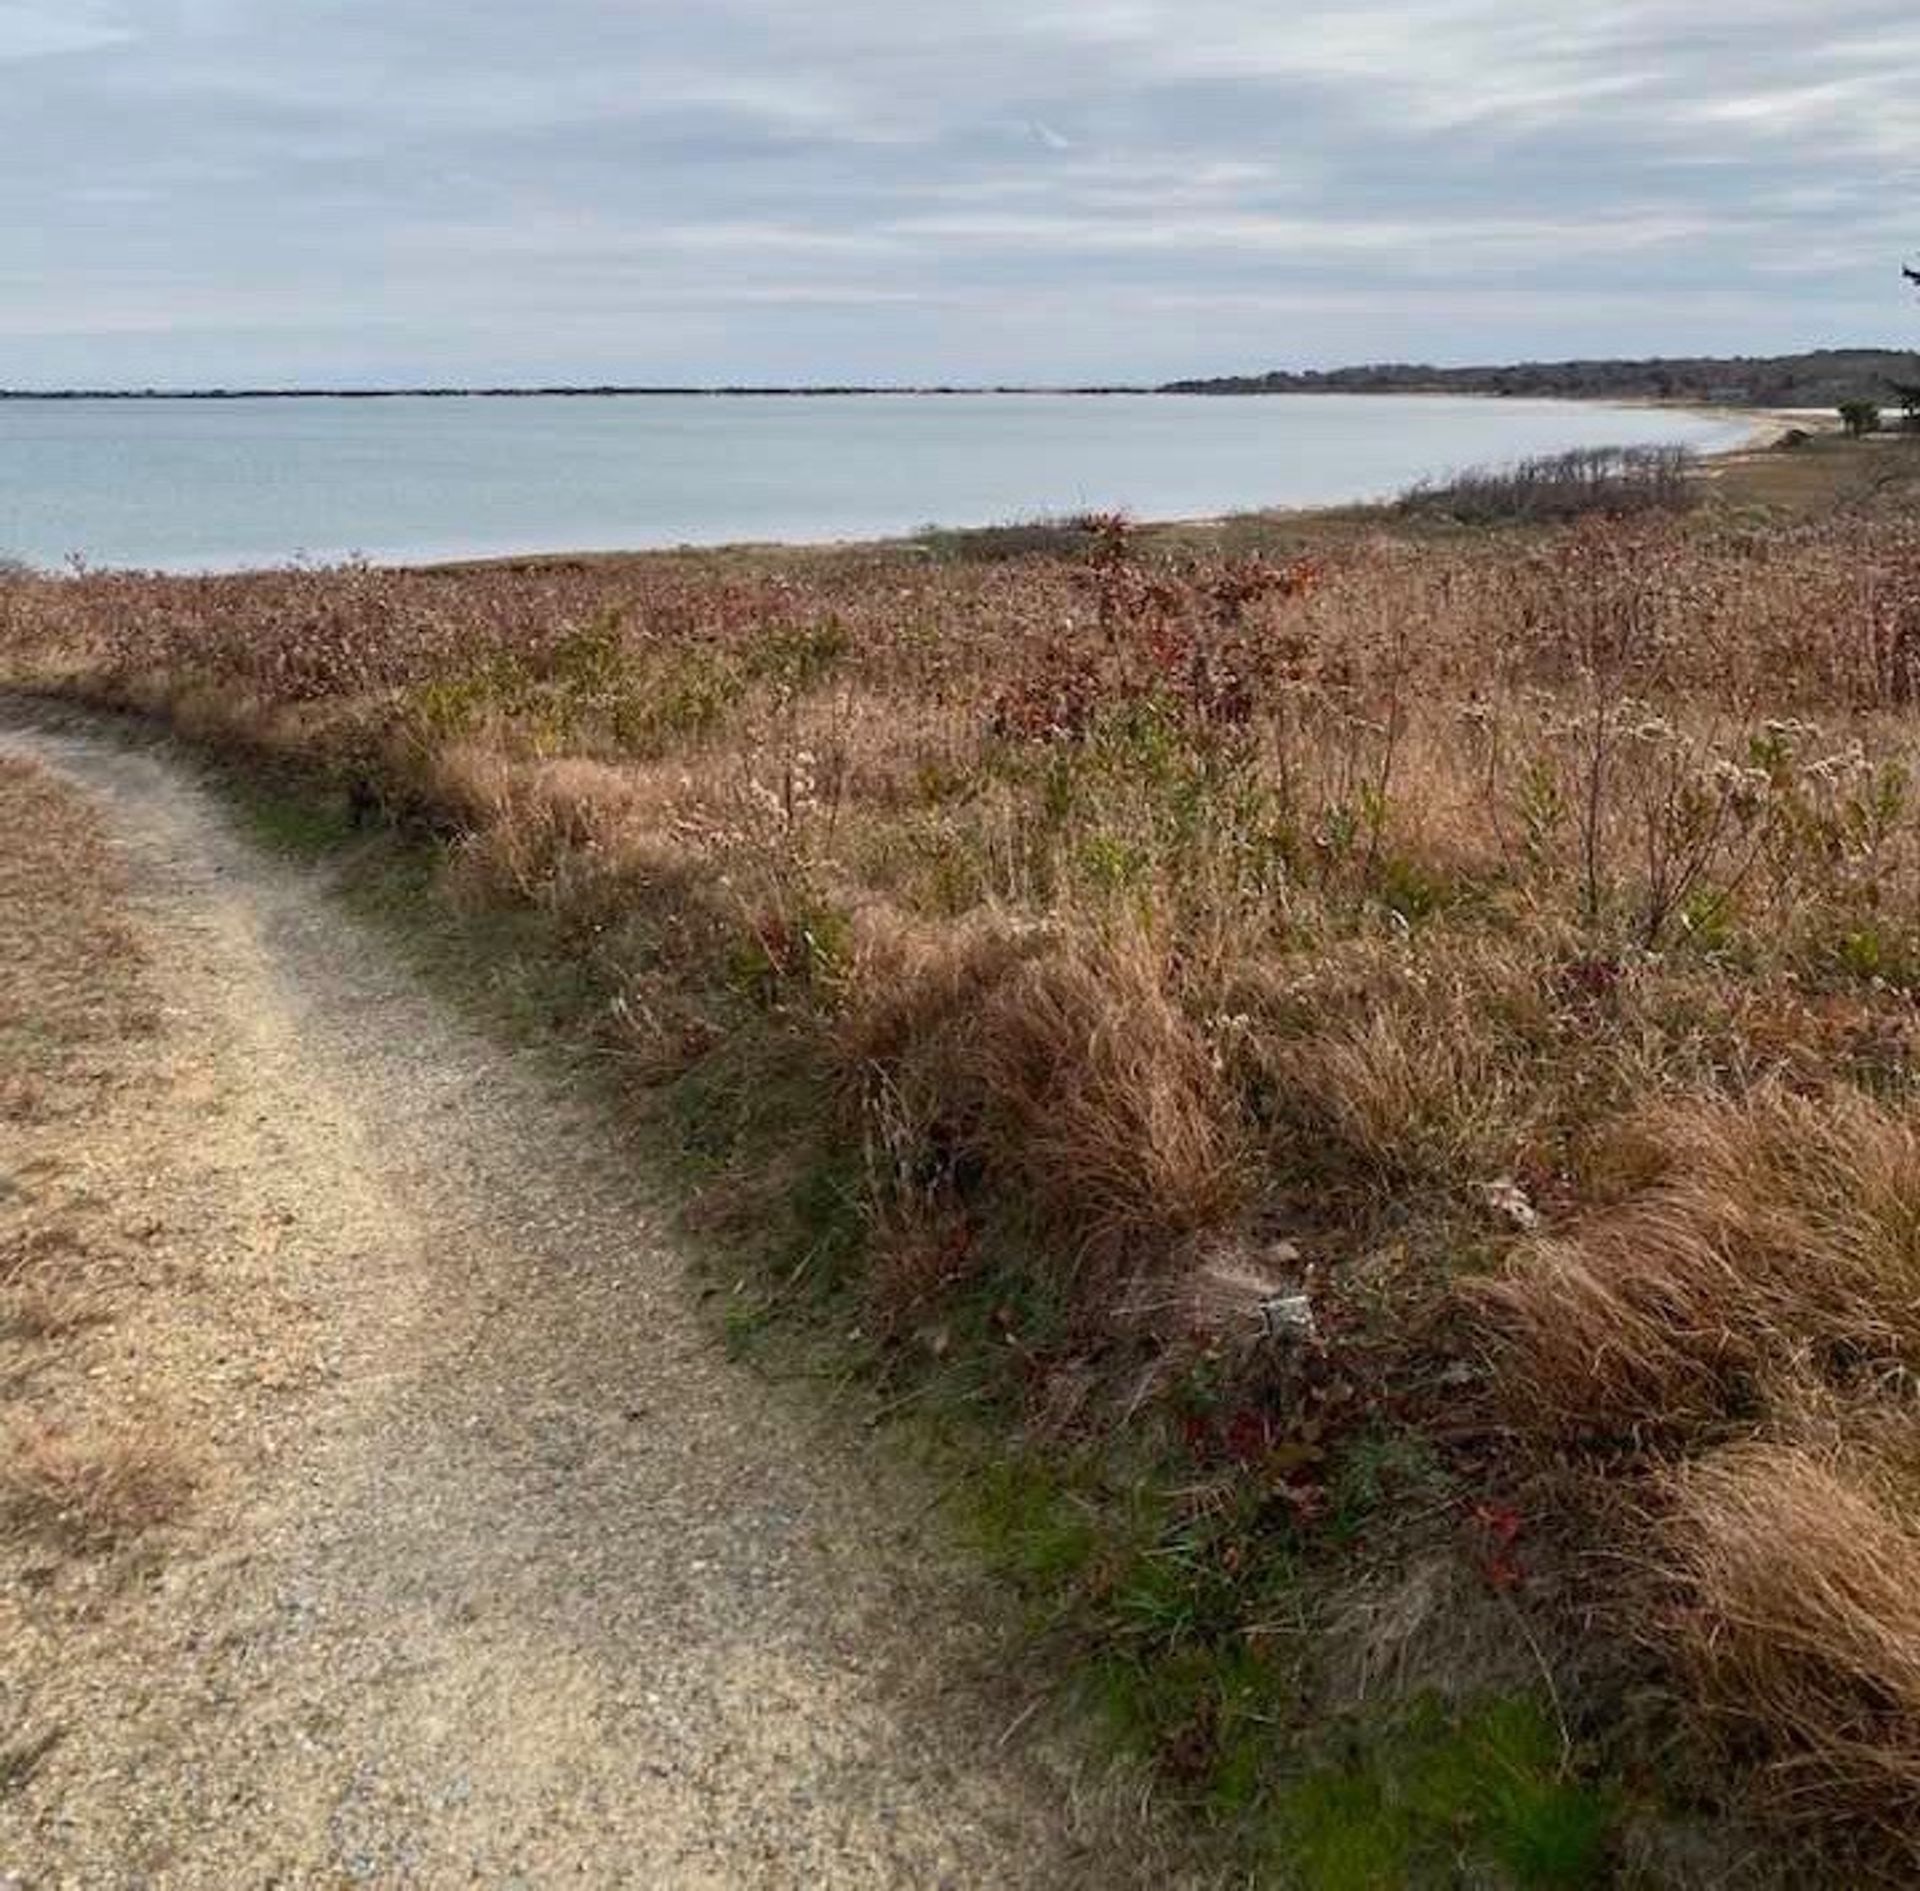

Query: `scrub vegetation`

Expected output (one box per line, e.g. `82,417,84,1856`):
9,436,1920,1883
1395,444,1697,524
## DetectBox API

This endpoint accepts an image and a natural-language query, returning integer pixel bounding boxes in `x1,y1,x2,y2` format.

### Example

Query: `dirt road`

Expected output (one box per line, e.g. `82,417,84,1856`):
0,710,1140,1888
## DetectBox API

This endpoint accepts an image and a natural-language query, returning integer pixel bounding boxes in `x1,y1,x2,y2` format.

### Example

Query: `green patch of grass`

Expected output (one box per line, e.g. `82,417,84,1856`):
1372,853,1467,928
1086,1639,1291,1816
739,617,850,693
721,1291,777,1361
226,775,360,859
1275,1694,1613,1890
617,648,747,753
965,1455,1103,1597
911,516,1095,563
941,1394,1612,1879
660,1024,820,1170
723,900,855,1009
773,1142,869,1302
1282,1766,1416,1891
952,1434,1320,1831
1328,1424,1450,1544
1814,917,1920,995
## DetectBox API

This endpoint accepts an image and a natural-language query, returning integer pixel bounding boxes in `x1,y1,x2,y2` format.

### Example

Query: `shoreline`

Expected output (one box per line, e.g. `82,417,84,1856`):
414,400,1806,576
8,396,1806,579
1686,402,1820,451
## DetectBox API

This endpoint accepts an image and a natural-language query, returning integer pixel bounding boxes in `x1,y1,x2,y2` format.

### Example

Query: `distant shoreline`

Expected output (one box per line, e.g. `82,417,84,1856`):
0,346,1903,405
0,371,1893,408
2,385,1152,402
0,384,1707,402
0,387,1839,406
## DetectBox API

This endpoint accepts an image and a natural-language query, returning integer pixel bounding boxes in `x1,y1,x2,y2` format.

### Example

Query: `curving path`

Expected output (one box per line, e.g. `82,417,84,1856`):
0,708,1148,1889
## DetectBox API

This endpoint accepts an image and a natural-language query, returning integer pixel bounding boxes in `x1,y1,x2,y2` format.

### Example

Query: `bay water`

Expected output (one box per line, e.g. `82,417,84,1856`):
0,392,1752,573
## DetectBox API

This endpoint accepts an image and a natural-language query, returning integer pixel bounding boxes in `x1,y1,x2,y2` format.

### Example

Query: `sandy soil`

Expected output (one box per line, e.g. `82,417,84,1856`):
0,709,1154,1889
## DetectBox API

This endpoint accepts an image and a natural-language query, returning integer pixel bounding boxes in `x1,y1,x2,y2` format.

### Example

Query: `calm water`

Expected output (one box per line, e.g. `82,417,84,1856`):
0,393,1751,573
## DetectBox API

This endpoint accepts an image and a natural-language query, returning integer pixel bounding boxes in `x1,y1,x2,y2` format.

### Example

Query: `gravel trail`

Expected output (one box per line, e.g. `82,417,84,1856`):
0,710,1132,1889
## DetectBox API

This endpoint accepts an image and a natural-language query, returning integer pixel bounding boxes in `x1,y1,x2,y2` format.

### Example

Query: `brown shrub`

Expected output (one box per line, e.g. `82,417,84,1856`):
860,1202,983,1343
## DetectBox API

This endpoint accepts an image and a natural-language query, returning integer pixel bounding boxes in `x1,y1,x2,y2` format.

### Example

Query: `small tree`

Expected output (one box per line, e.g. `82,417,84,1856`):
1899,264,1920,426
1841,398,1883,438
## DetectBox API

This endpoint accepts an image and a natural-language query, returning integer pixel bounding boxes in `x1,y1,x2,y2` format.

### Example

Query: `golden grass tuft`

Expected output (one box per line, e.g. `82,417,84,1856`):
1483,1086,1920,1443
840,917,1248,1316
1664,1443,1920,1851
959,928,1250,1274
0,1225,116,1341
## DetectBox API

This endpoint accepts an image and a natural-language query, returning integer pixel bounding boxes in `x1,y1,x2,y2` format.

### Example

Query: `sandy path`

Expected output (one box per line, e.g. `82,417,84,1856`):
0,710,1135,1889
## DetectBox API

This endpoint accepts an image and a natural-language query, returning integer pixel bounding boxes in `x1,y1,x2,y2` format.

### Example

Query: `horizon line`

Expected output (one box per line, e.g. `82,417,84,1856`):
2,345,1906,404
0,383,1157,401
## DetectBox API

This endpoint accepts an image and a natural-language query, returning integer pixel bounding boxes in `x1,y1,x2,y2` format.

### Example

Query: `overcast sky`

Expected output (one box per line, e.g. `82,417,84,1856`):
5,0,1917,386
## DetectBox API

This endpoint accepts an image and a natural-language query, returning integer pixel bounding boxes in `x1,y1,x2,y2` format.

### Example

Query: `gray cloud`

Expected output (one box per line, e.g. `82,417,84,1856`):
3,0,1916,383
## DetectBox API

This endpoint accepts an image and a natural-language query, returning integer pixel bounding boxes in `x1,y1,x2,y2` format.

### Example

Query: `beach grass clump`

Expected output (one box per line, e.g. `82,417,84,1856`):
1661,1445,1920,1851
13,488,1920,1875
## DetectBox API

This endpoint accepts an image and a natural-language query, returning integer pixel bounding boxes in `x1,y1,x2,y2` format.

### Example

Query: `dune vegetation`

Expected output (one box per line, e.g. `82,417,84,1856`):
8,443,1920,1883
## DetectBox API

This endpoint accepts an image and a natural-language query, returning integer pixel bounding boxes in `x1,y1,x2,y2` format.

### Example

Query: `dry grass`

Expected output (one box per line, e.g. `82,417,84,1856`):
0,758,193,1563
0,1419,192,1550
956,928,1252,1272
0,754,150,1109
1485,1084,1920,1851
1486,1086,1920,1445
1664,1445,1920,1863
841,919,1250,1334
0,1227,111,1341
14,476,1920,1861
